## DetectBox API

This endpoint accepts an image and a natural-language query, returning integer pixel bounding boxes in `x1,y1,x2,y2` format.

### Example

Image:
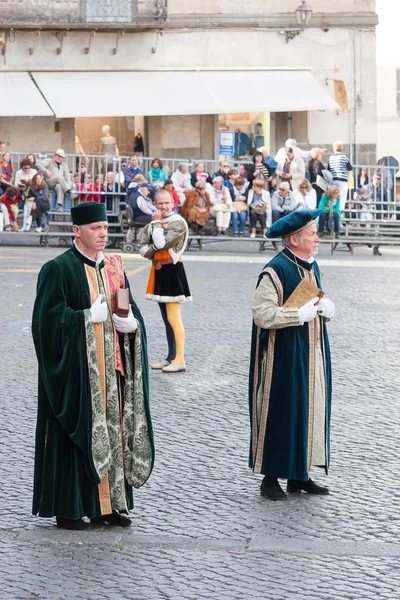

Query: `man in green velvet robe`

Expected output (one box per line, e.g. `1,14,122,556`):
249,209,335,501
32,202,154,530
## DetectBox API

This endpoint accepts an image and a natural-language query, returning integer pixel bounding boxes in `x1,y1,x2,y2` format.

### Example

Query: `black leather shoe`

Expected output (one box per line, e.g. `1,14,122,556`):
260,476,287,501
91,511,132,527
287,478,329,495
56,517,89,531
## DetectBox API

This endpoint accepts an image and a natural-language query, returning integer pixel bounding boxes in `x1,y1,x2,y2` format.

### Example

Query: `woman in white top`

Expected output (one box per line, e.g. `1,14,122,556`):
209,176,232,235
14,158,37,188
295,179,317,209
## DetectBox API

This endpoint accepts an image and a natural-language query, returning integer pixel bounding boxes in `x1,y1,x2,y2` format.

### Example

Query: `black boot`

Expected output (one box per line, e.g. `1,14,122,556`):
91,511,132,527
287,478,329,495
260,476,287,501
56,517,90,531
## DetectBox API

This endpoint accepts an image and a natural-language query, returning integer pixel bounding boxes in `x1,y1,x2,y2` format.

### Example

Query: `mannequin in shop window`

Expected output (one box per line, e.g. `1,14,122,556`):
99,125,119,172
134,133,144,155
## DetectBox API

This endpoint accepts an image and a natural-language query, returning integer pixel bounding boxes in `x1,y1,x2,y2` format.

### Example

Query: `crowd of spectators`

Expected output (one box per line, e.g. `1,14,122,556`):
0,139,398,239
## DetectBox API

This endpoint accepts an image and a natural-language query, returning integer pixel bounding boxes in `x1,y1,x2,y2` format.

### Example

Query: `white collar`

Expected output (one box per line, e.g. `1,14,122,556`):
289,248,315,264
74,240,104,265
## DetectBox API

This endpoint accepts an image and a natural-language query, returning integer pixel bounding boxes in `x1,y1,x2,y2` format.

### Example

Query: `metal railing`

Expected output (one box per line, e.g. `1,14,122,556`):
4,152,400,222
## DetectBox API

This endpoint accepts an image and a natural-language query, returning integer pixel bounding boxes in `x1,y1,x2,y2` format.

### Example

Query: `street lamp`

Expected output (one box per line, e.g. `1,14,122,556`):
295,0,312,26
280,1,312,43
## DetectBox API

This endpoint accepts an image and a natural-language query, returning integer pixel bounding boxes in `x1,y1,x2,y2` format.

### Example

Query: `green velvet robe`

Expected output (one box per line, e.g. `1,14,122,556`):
31,246,154,519
248,247,332,481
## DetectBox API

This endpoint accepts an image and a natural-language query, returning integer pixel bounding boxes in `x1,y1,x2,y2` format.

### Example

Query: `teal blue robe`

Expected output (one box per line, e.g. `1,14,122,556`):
249,247,332,481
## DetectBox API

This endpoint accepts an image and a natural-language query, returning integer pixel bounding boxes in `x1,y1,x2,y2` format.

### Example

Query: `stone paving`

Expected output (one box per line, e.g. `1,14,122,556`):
1,244,400,599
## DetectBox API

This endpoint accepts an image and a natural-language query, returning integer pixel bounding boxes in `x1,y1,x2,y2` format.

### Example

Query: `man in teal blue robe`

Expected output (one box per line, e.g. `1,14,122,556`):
249,210,335,501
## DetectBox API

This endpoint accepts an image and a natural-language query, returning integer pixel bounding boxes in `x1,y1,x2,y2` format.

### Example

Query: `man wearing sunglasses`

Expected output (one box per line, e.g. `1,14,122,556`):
212,161,230,182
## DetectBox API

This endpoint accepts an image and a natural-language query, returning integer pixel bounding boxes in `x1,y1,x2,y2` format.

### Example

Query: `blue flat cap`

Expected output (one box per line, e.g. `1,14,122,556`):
265,209,321,239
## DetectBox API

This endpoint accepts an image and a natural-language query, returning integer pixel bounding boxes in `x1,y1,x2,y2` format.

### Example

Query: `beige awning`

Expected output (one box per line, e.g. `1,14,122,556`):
0,72,54,116
31,69,338,117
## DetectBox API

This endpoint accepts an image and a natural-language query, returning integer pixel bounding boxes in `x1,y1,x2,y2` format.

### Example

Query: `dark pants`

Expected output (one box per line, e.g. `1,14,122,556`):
159,303,176,362
31,198,50,227
318,212,339,235
272,209,292,223
249,210,267,229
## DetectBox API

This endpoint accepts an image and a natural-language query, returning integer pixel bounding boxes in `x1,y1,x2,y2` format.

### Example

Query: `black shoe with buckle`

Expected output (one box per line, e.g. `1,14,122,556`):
260,476,287,501
287,478,329,495
91,511,132,527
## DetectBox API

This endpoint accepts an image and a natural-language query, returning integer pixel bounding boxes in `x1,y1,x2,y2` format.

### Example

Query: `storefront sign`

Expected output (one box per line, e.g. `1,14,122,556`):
219,131,235,156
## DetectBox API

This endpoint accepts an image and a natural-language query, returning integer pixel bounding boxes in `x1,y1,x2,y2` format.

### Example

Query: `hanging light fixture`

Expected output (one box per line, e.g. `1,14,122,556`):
295,1,312,26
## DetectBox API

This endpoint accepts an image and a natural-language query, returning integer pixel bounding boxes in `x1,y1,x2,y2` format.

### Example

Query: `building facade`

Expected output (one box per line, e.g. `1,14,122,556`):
0,0,378,163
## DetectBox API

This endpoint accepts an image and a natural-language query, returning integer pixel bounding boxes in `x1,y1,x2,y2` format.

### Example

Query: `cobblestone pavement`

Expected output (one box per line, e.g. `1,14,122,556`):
1,243,400,599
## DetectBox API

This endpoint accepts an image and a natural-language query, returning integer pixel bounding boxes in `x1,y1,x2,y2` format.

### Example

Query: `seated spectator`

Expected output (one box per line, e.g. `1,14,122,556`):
212,160,230,181
239,163,251,182
26,153,37,169
117,159,127,190
230,177,249,237
276,146,305,191
257,146,278,175
1,187,20,231
209,176,232,235
190,161,212,188
70,172,80,202
318,185,341,238
224,169,238,190
14,158,37,188
124,155,144,187
247,152,272,189
104,172,119,212
29,174,50,233
37,148,71,211
247,179,272,238
358,167,369,189
0,151,14,194
369,172,388,220
163,179,179,213
79,173,93,201
180,181,211,235
147,158,168,188
18,178,36,231
171,162,192,206
79,163,87,184
295,179,317,209
271,181,297,222
88,174,105,203
127,183,156,224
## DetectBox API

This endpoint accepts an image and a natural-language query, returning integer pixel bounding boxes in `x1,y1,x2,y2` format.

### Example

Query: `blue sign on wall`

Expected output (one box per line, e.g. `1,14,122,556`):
219,131,235,156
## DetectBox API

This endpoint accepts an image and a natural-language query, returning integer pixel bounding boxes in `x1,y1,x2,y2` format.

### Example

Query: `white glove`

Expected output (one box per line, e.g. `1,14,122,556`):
112,307,138,334
298,297,319,325
90,294,107,323
317,297,335,319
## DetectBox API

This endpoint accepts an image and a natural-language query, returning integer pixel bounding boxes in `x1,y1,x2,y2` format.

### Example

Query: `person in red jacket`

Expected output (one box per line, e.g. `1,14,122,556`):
87,174,105,203
163,179,179,213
